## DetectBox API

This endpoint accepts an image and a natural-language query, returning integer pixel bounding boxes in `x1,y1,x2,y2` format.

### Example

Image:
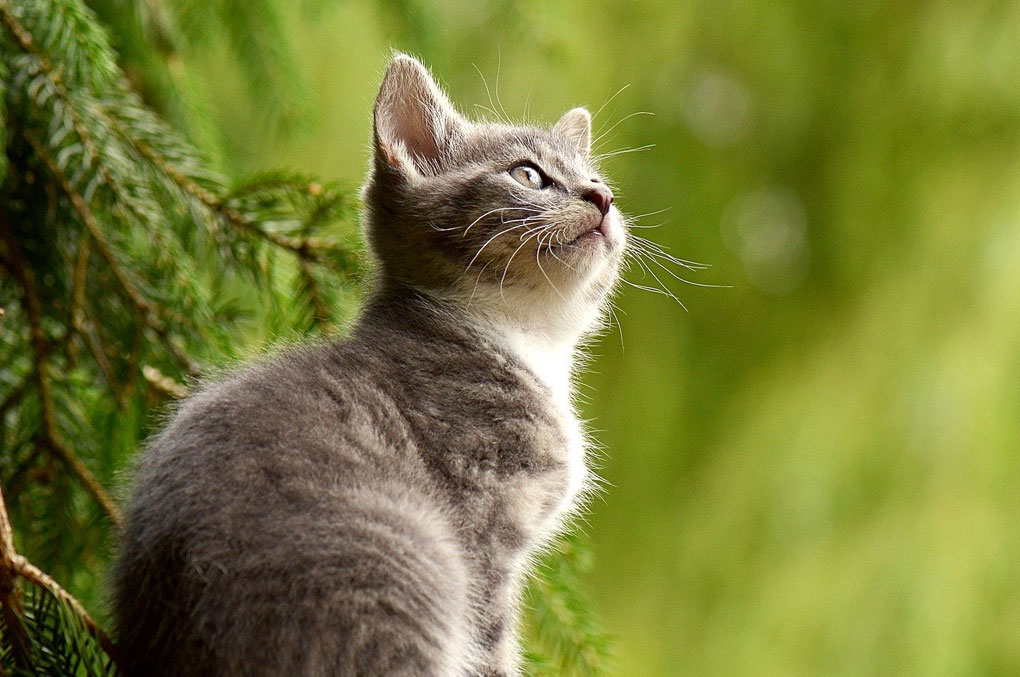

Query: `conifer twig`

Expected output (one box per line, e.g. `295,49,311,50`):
76,308,125,405
0,3,150,225
0,482,124,667
0,378,31,421
300,259,332,329
65,237,127,401
141,365,188,399
0,210,123,528
102,110,348,264
22,130,159,323
22,126,199,373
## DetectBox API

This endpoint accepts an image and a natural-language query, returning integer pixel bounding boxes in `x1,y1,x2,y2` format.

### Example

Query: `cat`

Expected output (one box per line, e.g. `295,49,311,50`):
112,53,626,677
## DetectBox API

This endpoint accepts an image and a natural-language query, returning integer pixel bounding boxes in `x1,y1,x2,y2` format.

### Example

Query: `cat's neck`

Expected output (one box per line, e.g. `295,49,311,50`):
362,284,585,408
451,283,593,407
475,315,577,411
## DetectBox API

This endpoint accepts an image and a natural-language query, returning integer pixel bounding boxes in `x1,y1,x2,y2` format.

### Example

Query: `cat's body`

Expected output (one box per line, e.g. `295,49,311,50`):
113,54,626,676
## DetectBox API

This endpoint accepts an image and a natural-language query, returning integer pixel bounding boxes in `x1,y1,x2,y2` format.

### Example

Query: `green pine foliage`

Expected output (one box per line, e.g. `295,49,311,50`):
524,531,615,676
1,577,118,676
0,0,612,673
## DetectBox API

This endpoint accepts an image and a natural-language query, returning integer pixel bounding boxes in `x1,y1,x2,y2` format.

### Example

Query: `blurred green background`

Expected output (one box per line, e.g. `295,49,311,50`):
105,0,1020,674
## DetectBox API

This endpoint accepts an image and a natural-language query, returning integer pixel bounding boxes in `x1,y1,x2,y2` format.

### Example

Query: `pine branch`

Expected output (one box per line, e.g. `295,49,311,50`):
0,482,123,672
524,531,615,676
19,127,204,378
299,259,332,330
22,130,155,319
0,211,123,528
0,3,159,231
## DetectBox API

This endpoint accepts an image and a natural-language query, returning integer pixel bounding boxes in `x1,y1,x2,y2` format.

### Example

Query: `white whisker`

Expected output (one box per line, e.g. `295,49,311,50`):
473,63,512,126
463,206,540,237
592,111,655,148
624,207,672,222
592,144,656,161
535,230,568,303
500,225,552,301
632,255,687,310
466,221,536,269
591,84,631,124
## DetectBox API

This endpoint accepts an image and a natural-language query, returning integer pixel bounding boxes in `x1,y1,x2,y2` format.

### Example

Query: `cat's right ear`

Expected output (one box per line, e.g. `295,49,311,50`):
373,54,465,176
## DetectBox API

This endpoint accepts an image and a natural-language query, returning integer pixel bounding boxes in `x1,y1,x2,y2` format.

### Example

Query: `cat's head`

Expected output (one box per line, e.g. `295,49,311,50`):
362,54,626,342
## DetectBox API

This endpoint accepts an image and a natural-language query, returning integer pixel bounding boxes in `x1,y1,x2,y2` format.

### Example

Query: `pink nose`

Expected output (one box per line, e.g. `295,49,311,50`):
583,185,614,216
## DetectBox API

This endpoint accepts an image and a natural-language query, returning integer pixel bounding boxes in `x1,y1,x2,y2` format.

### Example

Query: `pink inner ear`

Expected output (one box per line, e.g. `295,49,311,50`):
391,103,440,169
378,141,401,168
374,56,462,174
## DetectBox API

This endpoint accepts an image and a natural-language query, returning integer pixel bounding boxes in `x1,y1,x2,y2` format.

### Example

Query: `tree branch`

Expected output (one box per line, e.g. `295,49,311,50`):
0,210,123,528
22,130,159,322
0,482,123,668
300,259,332,329
0,2,156,230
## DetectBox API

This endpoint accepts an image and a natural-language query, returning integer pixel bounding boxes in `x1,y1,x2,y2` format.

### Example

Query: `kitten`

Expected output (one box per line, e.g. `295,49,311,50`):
113,53,626,676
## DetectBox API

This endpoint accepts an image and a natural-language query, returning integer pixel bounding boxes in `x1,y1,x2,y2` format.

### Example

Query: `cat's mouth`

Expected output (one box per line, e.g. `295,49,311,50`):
561,217,611,248
565,226,605,246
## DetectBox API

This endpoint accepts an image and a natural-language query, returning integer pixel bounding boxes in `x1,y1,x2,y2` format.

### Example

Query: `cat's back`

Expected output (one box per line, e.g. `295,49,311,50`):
113,337,473,676
136,338,405,491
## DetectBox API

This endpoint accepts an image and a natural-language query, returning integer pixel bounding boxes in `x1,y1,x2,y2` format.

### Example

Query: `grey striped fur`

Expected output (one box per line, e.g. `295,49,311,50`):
112,54,627,676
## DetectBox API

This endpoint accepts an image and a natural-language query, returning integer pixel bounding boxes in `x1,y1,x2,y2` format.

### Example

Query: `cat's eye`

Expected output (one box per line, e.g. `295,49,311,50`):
509,165,545,189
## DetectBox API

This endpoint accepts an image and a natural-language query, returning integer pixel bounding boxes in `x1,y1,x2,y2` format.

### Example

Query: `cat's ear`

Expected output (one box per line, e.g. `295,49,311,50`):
374,53,464,176
554,107,592,158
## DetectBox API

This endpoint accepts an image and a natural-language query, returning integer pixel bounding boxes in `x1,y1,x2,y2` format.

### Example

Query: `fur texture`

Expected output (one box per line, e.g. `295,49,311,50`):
113,54,627,676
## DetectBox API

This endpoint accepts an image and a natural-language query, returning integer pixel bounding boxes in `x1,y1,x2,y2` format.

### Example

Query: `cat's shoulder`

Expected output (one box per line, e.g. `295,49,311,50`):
143,340,357,458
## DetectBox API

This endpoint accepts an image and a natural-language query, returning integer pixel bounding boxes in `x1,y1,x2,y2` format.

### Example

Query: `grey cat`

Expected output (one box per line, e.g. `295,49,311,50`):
113,53,626,676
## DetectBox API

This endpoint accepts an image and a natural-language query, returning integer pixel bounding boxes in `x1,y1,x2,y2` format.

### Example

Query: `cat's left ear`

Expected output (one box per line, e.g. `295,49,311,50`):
554,107,592,158
374,53,465,176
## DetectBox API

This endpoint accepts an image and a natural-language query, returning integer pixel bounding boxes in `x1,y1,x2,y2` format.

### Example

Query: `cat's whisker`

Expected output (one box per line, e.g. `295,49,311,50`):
506,187,549,211
466,260,493,307
499,225,552,301
628,234,711,271
623,207,672,222
473,103,503,119
591,111,655,149
534,230,569,304
631,255,688,310
632,243,706,273
606,302,625,354
523,76,536,122
493,52,515,128
637,248,730,289
590,84,631,125
592,144,656,161
547,245,576,271
620,277,680,300
465,221,537,270
473,60,527,151
463,206,540,237
518,222,549,241
628,233,706,266
473,63,512,127
430,222,462,232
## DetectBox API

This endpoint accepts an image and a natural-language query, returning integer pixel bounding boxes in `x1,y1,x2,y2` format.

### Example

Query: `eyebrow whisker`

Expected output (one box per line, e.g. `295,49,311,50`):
592,111,655,149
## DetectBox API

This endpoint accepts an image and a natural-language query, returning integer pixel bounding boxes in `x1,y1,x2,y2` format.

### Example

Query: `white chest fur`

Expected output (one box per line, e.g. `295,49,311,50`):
498,330,589,516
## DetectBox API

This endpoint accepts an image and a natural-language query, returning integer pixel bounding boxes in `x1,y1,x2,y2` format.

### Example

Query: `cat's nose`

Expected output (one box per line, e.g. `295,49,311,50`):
582,185,614,216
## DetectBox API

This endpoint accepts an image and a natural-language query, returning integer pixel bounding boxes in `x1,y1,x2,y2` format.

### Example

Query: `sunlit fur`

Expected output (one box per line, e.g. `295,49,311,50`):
364,59,626,357
113,54,631,677
363,54,629,542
